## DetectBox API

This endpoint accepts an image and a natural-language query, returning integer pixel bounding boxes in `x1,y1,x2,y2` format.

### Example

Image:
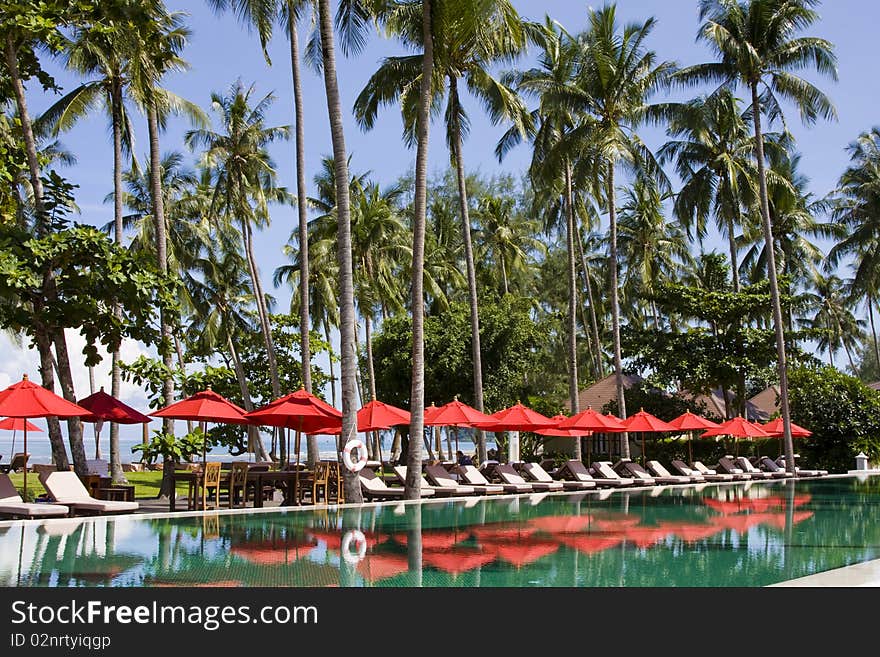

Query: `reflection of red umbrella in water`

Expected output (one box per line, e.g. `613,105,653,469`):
77,387,152,460
0,417,41,461
555,534,623,555
668,411,720,464
356,553,409,583
423,547,496,575
622,525,674,549
486,538,559,567
230,538,318,565
308,530,382,552
703,493,811,514
469,523,537,541
662,521,725,543
0,375,90,498
392,531,464,551
529,515,594,534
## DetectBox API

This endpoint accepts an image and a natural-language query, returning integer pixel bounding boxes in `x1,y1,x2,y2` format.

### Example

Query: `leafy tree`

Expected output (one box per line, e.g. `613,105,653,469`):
788,365,880,472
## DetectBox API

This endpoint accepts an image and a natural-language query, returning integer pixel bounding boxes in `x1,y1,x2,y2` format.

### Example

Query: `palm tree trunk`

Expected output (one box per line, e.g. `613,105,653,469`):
324,317,337,407
51,329,87,475
726,218,741,293
172,335,194,434
318,0,361,503
500,257,509,295
242,218,282,399
110,78,125,483
148,103,177,498
6,37,71,468
4,37,46,225
226,332,268,461
751,82,794,474
573,203,604,379
286,12,319,469
564,164,581,460
869,293,880,371
87,365,99,459
406,0,432,499
606,163,629,458
448,75,486,464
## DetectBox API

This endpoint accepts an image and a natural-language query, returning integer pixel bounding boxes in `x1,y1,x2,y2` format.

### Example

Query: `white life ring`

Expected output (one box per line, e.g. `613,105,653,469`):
341,529,367,564
342,439,368,472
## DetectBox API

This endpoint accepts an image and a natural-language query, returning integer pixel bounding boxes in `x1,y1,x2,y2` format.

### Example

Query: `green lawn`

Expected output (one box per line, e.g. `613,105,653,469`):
6,471,190,501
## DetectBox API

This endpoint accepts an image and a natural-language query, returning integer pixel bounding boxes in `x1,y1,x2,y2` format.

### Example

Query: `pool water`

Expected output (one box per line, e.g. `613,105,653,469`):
2,476,879,587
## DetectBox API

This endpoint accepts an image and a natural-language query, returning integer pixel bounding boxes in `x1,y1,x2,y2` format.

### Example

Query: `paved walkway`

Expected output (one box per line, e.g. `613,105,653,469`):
771,558,880,587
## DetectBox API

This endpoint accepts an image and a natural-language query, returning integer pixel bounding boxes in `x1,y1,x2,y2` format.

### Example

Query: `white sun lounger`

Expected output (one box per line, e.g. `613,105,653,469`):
645,460,698,484
591,461,648,487
40,471,139,515
457,464,532,493
520,462,595,491
0,473,70,519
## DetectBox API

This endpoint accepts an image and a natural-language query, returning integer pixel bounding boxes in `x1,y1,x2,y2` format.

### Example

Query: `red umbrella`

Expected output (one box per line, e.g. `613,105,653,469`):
557,407,626,432
153,387,253,469
668,411,721,464
535,415,592,438
423,397,495,460
762,417,811,437
622,408,676,465
473,402,557,432
0,374,90,497
356,399,410,432
0,417,41,461
702,416,771,456
247,389,342,498
77,387,152,460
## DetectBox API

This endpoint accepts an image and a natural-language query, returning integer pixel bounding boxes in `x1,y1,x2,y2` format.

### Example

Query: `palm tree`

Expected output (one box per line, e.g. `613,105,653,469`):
827,128,880,370
802,272,864,370
129,4,207,495
658,89,761,292
316,0,365,503
554,5,675,458
204,0,318,462
354,0,531,463
474,194,544,296
675,0,837,473
617,179,692,329
185,80,291,411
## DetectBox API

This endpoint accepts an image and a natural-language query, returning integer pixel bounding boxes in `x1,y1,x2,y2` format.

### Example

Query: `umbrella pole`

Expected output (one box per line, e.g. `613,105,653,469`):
293,420,301,506
201,421,207,471
22,424,27,500
10,429,15,462
641,432,646,465
688,431,693,465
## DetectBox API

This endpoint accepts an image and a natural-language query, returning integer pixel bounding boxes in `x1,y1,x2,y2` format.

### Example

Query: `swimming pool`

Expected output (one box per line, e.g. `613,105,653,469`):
2,476,879,587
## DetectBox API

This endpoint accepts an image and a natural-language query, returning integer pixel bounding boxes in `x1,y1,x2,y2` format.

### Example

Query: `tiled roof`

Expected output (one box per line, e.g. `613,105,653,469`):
566,373,643,412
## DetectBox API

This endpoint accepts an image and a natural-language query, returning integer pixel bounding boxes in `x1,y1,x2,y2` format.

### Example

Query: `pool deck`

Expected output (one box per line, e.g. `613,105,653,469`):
771,558,880,587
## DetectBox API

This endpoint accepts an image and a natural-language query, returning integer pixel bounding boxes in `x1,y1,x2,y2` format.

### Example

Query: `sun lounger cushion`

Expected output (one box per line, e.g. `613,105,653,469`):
41,472,138,514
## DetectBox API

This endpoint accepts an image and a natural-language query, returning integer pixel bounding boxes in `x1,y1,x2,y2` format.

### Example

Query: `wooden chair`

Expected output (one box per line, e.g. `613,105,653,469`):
327,460,344,503
228,462,249,508
0,453,29,474
301,461,329,505
200,462,222,510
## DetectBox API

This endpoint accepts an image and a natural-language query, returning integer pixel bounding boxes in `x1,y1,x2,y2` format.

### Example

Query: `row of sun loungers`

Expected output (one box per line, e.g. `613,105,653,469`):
358,454,829,500
0,471,139,520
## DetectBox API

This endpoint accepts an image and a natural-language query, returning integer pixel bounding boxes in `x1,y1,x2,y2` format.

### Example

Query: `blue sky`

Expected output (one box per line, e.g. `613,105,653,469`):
2,0,876,431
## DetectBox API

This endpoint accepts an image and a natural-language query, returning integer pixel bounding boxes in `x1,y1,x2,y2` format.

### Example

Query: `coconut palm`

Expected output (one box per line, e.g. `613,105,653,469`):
827,128,880,370
185,80,291,406
547,5,675,458
353,0,531,463
675,0,838,472
658,89,764,292
617,179,692,329
474,194,544,296
801,272,864,370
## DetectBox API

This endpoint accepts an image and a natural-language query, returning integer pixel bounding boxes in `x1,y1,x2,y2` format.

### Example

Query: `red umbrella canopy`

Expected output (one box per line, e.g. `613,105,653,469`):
245,388,342,432
77,387,152,424
422,397,494,427
667,411,720,431
357,399,410,432
153,387,251,425
535,414,592,438
557,407,626,432
0,374,89,418
622,408,676,433
473,402,557,432
762,417,812,438
701,416,771,438
0,417,42,432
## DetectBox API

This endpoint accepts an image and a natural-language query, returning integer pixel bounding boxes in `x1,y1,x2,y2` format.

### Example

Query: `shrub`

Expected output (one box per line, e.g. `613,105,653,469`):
788,365,880,473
